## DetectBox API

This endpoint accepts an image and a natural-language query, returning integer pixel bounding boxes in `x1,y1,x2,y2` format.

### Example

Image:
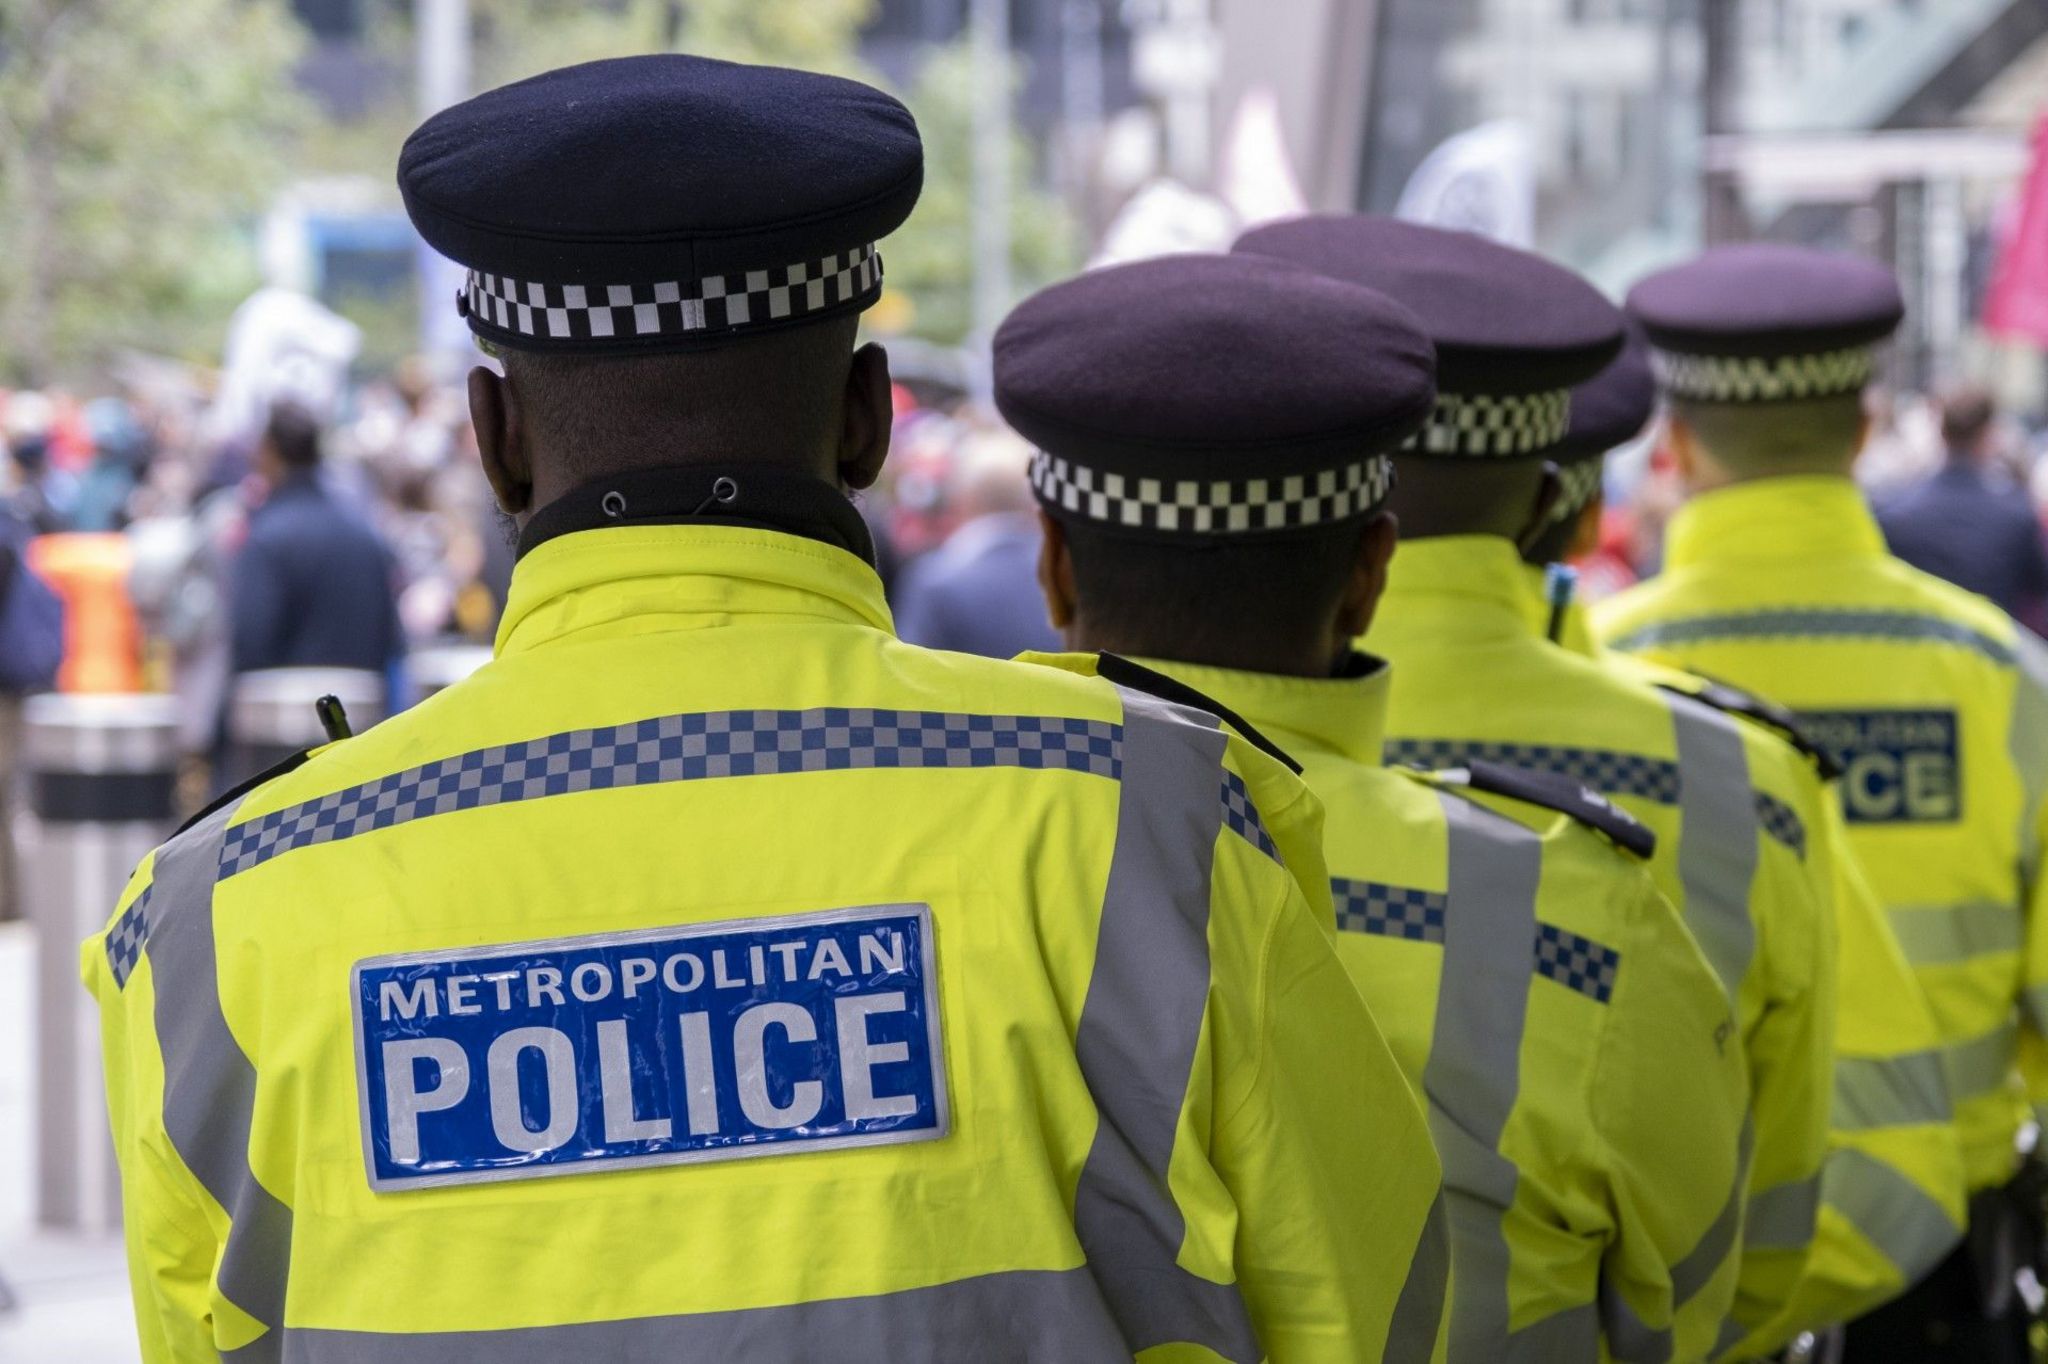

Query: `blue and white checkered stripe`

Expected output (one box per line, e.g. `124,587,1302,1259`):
1606,608,2017,668
465,244,880,343
218,708,1121,881
1220,770,1281,862
205,706,1284,883
1334,876,1622,1003
1332,878,1446,942
1386,738,1683,804
1386,738,1808,858
1755,791,1808,860
1532,921,1622,1003
105,887,154,989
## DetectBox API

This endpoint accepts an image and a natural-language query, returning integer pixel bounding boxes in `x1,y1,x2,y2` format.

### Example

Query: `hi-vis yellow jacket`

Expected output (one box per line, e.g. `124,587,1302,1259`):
1148,654,1749,1364
1599,476,2048,1204
84,521,1447,1364
1539,565,1964,1343
1365,535,1836,1360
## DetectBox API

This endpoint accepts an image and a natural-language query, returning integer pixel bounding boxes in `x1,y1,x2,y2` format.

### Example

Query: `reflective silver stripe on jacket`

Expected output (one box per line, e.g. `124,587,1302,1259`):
1947,1020,2019,1102
1886,902,2021,967
148,802,294,1361
2010,631,2048,894
1824,1148,1963,1282
243,1267,1131,1363
1426,793,1543,1359
1071,686,1260,1362
1662,692,1759,1005
1387,1191,1452,1363
1743,1173,1821,1250
1833,1050,1952,1131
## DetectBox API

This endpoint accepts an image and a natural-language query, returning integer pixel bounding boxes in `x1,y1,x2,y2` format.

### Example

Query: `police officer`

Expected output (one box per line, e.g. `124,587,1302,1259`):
1236,215,1876,1359
1519,326,1657,652
998,250,1750,1361
1596,244,2048,1362
1536,325,1965,1349
85,58,1447,1363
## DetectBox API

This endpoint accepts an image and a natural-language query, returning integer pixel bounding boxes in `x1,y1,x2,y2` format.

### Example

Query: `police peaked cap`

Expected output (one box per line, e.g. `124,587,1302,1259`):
1626,244,1903,404
993,252,1437,540
1542,327,1657,524
1233,215,1624,460
399,55,923,353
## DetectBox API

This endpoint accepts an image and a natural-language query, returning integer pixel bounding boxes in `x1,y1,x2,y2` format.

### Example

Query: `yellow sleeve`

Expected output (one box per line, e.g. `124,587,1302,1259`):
1593,871,1750,1364
2011,632,2048,1120
1720,762,1838,1357
1212,866,1449,1364
1747,806,1965,1348
81,853,229,1364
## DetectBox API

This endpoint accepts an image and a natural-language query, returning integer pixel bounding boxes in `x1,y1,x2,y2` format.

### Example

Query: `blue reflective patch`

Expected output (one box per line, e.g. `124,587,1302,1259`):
1796,709,1962,825
353,905,947,1191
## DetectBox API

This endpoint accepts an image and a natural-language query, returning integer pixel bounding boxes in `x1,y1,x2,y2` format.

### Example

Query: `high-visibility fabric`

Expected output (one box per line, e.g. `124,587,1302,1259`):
1365,535,1838,1361
84,523,1447,1364
1542,566,1965,1340
1597,475,2048,1206
1146,655,1750,1363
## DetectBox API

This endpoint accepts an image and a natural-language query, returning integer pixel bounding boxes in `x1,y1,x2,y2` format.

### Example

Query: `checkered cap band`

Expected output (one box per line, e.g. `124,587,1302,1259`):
463,243,881,343
1650,345,1873,403
1550,458,1606,523
1028,452,1393,535
1402,389,1572,458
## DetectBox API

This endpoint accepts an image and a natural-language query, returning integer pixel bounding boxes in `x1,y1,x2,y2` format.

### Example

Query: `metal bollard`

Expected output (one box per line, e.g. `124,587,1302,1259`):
25,692,179,1231
409,644,494,701
228,668,383,783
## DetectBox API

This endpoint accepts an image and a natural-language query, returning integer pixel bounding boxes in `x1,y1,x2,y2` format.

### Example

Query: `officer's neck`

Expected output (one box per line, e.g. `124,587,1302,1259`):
515,461,875,566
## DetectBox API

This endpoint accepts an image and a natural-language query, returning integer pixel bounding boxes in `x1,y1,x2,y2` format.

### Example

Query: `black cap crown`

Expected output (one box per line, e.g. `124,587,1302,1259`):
400,55,923,354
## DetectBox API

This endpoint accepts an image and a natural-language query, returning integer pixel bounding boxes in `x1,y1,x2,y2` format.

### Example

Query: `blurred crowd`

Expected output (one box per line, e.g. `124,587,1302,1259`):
3,337,2048,924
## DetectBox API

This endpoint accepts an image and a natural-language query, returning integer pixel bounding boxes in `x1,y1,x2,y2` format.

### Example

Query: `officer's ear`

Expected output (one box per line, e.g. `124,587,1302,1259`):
838,342,893,491
1566,491,1605,561
1036,510,1078,634
1665,413,1706,490
1334,511,1399,640
468,365,533,517
1513,462,1565,558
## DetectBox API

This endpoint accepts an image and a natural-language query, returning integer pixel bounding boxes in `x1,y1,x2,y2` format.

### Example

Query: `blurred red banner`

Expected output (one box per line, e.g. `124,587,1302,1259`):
1986,115,2048,347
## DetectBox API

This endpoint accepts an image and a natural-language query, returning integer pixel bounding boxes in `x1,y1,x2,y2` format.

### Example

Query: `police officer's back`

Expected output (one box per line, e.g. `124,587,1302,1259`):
1238,216,1864,1359
994,254,1750,1362
1597,245,2048,1362
85,57,1445,1363
1537,336,1963,1345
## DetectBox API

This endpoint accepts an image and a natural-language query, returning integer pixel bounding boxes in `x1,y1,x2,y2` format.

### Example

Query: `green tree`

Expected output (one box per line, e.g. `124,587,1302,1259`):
0,0,309,382
884,41,1078,346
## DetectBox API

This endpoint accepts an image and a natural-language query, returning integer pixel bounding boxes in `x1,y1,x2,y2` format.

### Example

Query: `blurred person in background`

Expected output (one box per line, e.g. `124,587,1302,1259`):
892,428,1059,658
228,401,405,684
67,397,152,532
1876,382,2048,633
0,487,65,921
3,411,66,535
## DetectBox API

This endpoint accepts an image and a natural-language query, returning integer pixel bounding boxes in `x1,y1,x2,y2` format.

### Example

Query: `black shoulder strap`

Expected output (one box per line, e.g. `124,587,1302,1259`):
1656,676,1842,781
172,748,313,839
1461,758,1658,860
1095,652,1303,775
